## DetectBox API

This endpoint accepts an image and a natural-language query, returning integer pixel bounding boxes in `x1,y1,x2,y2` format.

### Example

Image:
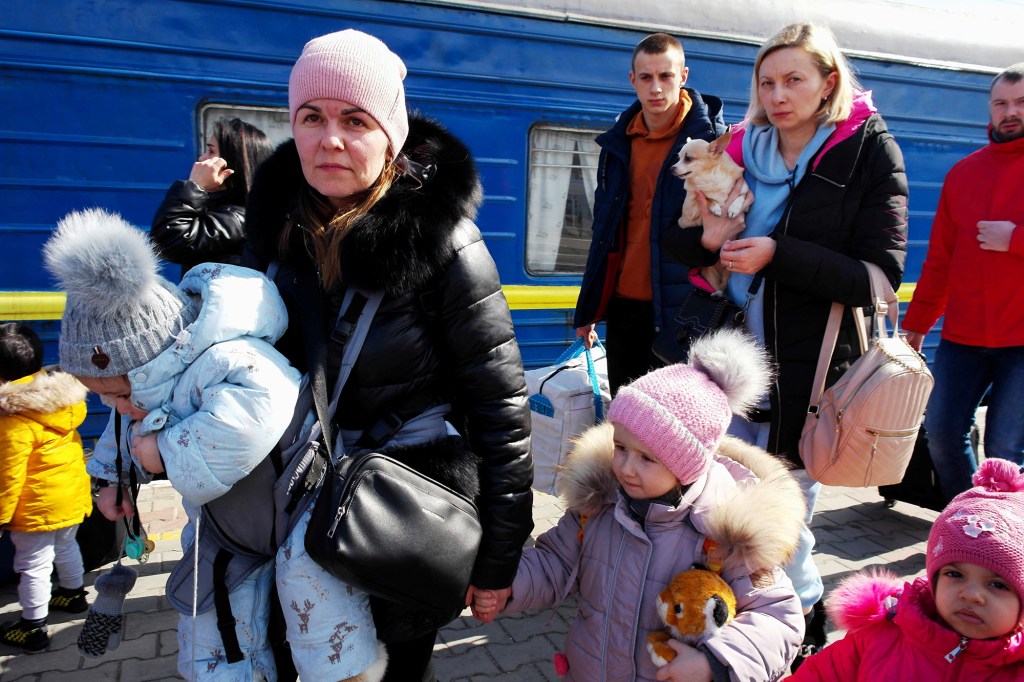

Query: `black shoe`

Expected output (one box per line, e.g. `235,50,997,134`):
0,618,49,652
50,586,89,613
791,599,827,672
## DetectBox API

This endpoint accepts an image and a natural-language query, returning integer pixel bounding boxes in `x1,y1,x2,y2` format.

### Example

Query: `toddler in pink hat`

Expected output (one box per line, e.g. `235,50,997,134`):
474,329,811,680
791,458,1024,680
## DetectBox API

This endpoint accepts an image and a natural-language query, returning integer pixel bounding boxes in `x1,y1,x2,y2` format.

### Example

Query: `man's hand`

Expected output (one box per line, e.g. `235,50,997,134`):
132,433,165,475
95,485,136,522
576,324,597,349
655,640,713,682
467,585,512,623
903,330,926,352
977,220,1016,252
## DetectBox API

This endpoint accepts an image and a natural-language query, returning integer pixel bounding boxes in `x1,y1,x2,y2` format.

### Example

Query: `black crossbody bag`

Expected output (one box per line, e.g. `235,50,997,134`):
651,275,762,364
303,288,482,621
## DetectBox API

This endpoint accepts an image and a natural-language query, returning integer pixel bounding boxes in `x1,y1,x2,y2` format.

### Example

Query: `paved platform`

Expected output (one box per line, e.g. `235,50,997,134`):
0,479,939,681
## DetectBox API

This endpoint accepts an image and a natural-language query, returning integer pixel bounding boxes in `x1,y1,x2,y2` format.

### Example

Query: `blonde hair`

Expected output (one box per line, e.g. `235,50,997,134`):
278,159,400,290
746,23,860,127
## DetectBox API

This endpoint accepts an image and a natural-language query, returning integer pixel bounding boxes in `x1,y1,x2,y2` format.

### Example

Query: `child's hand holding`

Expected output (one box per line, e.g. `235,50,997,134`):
132,433,164,475
95,485,136,522
469,586,511,623
655,640,712,682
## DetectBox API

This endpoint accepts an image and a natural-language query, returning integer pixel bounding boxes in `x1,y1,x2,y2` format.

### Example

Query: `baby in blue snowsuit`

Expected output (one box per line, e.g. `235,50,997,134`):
44,208,385,681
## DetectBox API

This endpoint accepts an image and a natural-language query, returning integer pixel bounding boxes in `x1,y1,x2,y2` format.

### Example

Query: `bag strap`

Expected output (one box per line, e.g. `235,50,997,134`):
865,261,900,340
806,262,898,413
314,288,385,461
112,411,144,557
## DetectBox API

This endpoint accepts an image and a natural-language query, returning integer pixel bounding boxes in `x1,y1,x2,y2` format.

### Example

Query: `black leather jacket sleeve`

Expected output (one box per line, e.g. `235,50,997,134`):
438,221,534,589
150,180,247,265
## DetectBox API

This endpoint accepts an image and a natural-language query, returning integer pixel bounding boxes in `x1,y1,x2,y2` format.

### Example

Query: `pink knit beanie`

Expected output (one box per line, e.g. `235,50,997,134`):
607,329,771,485
927,458,1024,601
288,29,409,154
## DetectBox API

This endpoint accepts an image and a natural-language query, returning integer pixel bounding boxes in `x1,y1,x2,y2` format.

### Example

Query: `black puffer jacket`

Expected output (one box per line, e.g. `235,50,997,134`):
244,116,533,588
150,180,247,279
664,113,908,466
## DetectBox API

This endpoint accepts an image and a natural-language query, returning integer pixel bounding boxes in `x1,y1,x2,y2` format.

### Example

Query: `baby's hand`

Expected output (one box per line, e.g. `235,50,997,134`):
96,485,136,522
469,587,511,623
655,640,712,682
132,433,164,475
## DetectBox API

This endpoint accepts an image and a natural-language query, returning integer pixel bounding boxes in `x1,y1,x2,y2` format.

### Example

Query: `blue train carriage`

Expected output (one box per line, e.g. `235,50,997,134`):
1,0,1020,440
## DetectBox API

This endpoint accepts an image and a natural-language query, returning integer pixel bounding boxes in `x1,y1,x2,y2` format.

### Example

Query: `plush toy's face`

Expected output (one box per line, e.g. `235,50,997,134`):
657,569,737,644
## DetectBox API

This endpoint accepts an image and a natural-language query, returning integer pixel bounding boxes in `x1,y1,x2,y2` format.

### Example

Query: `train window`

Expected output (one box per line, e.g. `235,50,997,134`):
526,126,601,275
197,103,292,153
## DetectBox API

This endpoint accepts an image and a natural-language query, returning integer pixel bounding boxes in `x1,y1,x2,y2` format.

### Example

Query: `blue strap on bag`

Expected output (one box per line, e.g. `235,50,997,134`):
530,337,606,422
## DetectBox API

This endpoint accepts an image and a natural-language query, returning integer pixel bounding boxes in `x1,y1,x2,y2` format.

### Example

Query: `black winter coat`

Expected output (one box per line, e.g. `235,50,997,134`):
244,116,534,588
664,113,908,466
150,180,247,279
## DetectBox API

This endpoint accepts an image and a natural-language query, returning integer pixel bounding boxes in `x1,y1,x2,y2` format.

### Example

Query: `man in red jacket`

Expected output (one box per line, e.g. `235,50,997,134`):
904,62,1024,500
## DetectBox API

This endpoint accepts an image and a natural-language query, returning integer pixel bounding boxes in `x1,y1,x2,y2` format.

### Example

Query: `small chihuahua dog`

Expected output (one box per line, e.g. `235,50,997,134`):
672,128,750,294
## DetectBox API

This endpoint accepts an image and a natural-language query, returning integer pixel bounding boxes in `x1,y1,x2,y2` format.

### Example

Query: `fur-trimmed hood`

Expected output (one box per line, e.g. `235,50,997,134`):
245,113,484,297
0,370,87,422
556,422,805,574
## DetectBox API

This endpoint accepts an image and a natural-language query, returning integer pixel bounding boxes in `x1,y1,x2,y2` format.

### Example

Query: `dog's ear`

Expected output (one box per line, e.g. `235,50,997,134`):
707,128,732,157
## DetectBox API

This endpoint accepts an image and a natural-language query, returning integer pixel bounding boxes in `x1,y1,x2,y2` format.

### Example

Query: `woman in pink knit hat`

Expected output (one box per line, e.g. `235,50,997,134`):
474,329,808,681
243,28,533,682
792,457,1024,681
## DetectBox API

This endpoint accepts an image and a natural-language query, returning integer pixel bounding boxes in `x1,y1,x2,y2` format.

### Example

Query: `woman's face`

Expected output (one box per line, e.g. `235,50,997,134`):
757,46,837,138
292,98,390,208
199,135,219,162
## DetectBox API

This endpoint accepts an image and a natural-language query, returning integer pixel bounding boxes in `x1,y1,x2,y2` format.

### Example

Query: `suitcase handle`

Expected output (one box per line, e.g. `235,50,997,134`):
553,337,606,422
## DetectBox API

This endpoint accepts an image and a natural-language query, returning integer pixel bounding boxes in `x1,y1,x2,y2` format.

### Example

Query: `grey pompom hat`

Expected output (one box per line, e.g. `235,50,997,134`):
43,208,200,377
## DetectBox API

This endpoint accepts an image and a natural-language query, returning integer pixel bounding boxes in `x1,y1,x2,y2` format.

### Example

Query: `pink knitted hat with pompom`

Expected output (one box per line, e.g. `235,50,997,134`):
607,329,771,485
926,458,1024,601
288,29,409,154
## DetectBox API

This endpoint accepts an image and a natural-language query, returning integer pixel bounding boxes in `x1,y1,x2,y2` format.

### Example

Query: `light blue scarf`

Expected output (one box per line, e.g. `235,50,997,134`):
726,122,836,346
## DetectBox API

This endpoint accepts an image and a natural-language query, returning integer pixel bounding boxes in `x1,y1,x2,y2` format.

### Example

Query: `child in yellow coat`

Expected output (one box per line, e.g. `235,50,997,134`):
0,323,92,651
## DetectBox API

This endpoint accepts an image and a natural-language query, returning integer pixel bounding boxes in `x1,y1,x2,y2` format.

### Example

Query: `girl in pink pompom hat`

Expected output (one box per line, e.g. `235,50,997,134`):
473,329,810,681
792,458,1024,681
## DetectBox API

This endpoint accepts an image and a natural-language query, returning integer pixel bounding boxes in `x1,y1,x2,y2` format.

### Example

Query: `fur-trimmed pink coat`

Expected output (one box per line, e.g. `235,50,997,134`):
507,424,806,681
792,572,1024,680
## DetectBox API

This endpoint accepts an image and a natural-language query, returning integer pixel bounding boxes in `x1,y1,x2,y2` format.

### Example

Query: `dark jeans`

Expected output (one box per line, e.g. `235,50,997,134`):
380,630,438,682
604,296,661,395
925,339,1024,499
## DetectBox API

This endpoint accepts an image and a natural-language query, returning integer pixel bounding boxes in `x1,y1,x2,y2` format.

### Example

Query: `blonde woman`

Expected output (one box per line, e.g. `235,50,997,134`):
664,22,909,669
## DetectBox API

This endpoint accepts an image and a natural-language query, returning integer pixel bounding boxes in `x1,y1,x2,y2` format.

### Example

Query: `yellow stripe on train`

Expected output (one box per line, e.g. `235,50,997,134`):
0,284,918,320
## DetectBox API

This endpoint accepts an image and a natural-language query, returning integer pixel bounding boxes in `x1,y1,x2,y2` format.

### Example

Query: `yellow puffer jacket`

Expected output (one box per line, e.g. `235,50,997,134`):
0,370,92,532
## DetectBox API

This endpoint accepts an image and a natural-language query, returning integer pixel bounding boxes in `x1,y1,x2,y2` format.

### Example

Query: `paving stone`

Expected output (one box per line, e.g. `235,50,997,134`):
486,633,558,673
0,474,953,681
496,609,565,642
433,640,501,678
119,652,180,681
829,536,891,560
38,663,119,681
0,642,82,678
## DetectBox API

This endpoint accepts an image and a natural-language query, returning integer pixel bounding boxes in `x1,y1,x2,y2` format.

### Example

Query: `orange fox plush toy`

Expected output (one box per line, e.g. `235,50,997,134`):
647,568,737,667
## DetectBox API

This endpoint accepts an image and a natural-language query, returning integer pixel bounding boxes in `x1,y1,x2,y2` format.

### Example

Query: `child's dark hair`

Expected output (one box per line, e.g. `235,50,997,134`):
0,322,44,381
